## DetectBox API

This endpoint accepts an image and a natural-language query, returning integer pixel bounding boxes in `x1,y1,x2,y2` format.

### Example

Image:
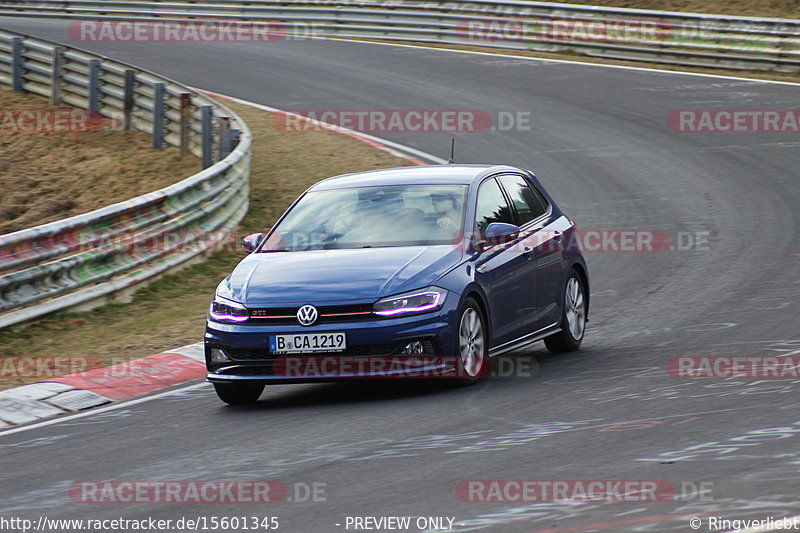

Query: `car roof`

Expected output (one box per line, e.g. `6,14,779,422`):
310,164,526,190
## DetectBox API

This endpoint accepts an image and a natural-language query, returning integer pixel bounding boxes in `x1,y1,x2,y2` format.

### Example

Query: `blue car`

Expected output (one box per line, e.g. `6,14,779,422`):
205,165,588,404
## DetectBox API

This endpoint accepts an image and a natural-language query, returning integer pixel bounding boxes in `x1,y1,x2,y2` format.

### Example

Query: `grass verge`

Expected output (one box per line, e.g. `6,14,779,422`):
0,88,200,235
538,0,800,18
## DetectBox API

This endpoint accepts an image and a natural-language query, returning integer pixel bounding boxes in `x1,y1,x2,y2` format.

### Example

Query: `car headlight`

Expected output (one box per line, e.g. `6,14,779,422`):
373,287,447,317
209,294,249,323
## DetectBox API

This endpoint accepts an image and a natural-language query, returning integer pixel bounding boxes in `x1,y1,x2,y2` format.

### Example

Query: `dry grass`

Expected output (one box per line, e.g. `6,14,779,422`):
545,0,799,18
0,89,201,235
0,97,412,390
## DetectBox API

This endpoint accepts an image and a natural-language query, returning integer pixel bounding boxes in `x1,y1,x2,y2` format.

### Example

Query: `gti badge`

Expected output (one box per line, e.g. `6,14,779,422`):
297,305,318,326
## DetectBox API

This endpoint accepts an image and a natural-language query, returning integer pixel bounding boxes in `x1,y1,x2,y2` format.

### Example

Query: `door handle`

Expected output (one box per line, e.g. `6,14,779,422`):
553,230,563,243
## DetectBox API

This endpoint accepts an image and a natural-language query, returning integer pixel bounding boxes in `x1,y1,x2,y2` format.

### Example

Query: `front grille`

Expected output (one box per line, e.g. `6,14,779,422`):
248,303,375,324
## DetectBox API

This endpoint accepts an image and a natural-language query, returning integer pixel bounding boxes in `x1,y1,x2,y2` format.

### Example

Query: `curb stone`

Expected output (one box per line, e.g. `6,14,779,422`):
0,342,205,428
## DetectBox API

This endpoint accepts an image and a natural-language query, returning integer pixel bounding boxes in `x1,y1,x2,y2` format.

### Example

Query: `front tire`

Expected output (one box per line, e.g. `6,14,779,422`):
213,383,264,405
454,297,488,383
544,269,587,354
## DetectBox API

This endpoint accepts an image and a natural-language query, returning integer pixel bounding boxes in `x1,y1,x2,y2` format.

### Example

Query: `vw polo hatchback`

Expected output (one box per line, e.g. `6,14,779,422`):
205,165,588,404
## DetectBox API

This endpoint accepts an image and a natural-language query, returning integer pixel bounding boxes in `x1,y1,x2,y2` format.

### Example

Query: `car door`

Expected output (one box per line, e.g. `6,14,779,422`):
473,177,538,347
496,174,563,330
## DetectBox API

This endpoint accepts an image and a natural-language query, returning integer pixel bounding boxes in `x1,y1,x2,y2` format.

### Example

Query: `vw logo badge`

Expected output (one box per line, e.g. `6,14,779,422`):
296,305,318,326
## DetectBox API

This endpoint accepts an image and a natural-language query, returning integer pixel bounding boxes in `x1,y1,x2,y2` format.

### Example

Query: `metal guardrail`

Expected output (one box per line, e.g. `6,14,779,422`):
0,0,798,71
0,27,251,328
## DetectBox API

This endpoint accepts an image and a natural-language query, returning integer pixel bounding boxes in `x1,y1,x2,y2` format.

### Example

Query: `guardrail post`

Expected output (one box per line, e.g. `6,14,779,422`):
87,59,101,113
11,37,23,92
201,105,213,169
50,46,64,105
229,129,241,152
218,116,231,160
152,82,165,149
123,70,135,131
179,93,191,158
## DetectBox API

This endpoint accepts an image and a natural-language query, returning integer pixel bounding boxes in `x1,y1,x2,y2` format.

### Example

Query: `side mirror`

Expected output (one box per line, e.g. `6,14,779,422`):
476,222,519,251
242,233,265,252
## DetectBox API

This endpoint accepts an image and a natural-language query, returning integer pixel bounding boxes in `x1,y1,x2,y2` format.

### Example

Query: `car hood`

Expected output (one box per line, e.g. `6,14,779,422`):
220,246,463,305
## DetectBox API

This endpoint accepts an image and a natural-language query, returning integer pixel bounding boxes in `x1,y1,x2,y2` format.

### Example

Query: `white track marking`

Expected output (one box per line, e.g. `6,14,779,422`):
195,89,448,165
0,382,208,437
314,37,800,87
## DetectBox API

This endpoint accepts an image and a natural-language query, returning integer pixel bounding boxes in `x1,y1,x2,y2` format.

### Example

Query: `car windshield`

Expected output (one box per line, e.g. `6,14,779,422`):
262,184,468,251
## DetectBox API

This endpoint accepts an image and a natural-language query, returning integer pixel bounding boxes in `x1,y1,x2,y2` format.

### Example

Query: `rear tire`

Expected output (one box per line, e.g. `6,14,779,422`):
544,269,587,354
213,383,264,405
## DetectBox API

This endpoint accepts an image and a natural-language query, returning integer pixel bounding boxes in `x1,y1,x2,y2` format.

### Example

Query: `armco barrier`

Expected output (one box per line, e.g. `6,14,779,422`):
0,0,798,72
0,28,251,328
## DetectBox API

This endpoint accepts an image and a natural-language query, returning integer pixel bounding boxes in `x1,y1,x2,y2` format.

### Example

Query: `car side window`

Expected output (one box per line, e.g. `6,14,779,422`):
497,175,548,225
474,178,514,231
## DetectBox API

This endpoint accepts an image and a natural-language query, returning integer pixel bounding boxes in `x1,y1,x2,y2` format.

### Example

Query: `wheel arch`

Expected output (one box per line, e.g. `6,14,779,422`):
569,261,590,318
459,283,492,345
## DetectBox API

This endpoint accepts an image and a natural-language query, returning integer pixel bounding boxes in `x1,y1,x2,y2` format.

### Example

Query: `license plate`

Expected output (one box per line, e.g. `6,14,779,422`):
269,333,346,354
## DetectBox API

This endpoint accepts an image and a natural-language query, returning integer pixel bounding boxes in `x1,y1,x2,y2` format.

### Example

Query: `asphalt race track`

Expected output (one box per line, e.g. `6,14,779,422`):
1,17,799,533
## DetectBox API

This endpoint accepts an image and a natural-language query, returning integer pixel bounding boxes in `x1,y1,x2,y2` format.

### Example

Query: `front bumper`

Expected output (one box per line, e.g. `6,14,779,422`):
204,302,458,384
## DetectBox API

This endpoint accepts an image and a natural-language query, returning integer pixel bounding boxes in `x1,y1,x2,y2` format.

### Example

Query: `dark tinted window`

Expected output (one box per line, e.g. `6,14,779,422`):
474,178,514,231
498,175,548,225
